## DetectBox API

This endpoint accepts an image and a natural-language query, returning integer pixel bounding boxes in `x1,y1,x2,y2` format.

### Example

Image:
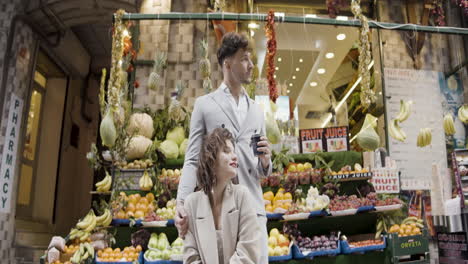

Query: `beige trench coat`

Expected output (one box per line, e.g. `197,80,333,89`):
183,183,262,264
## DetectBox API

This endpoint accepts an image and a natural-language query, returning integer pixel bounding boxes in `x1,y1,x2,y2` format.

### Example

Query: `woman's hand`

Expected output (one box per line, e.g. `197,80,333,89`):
175,200,189,239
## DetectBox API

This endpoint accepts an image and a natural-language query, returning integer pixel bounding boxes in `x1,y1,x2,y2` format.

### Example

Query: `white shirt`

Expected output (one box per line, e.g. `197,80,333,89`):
220,83,249,126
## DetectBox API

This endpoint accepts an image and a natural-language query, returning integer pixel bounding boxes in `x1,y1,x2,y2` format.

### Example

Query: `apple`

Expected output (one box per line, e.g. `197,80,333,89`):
288,165,297,173
273,246,283,256
269,228,280,238
167,169,174,177
297,163,305,172
268,236,278,247
304,162,313,170
174,169,181,177
281,246,289,256
268,247,275,256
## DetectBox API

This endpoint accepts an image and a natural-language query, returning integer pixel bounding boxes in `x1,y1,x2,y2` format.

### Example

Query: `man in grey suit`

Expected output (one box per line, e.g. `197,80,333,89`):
176,32,272,263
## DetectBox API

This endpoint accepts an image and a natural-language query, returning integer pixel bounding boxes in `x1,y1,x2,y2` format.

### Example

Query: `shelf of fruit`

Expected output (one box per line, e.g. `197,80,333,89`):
264,187,403,221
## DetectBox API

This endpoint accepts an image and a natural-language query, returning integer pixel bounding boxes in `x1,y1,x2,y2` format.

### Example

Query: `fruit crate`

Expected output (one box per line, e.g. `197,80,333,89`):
340,237,386,254
112,168,145,190
95,251,144,264
387,229,430,263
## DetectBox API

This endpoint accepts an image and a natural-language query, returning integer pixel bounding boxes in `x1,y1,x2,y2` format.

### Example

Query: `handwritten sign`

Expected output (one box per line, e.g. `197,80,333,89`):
0,94,23,213
369,168,400,193
299,126,349,153
437,232,468,263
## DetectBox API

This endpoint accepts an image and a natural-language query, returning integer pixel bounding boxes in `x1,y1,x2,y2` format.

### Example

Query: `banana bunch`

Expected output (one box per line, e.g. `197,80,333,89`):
458,105,468,124
70,242,94,264
69,228,90,242
389,119,407,142
375,218,386,239
395,100,413,122
76,210,97,233
443,114,456,135
139,170,153,191
389,100,413,142
402,216,424,228
95,172,112,192
95,209,113,227
416,128,432,147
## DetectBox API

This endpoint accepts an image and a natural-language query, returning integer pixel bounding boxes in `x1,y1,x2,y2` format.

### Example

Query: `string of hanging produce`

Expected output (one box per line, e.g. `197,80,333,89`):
351,0,375,108
265,10,278,103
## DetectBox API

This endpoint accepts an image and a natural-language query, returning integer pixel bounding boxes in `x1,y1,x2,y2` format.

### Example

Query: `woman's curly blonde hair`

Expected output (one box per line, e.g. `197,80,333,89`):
197,128,235,195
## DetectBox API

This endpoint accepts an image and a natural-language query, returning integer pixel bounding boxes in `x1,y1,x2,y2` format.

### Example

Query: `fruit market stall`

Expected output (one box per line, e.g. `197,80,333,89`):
39,9,440,264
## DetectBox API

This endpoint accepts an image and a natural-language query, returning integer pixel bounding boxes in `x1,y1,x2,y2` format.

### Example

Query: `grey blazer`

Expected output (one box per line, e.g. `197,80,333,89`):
177,84,272,215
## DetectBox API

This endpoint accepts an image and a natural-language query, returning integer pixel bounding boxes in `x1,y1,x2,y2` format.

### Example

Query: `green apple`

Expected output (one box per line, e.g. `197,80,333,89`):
269,228,280,238
273,246,283,256
268,236,277,247
288,165,297,172
297,163,305,172
268,247,275,257
304,162,313,170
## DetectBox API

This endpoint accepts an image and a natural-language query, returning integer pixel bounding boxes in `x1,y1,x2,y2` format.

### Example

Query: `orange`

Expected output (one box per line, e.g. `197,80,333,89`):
128,195,138,204
148,203,156,213
134,193,141,200
134,210,145,219
123,252,129,259
126,202,136,212
410,223,417,229
114,248,121,253
102,252,110,258
283,202,292,209
136,203,148,212
265,204,274,213
146,193,155,202
277,188,285,194
263,191,274,201
413,227,421,234
98,250,103,257
139,197,149,205
126,211,135,219
105,248,113,253
284,192,292,200
274,193,284,202
136,245,142,252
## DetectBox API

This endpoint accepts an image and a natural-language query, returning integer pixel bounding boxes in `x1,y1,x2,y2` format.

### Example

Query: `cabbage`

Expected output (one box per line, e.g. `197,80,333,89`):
160,140,179,159
100,109,117,147
179,138,188,157
127,113,154,139
265,112,281,144
126,135,153,160
166,127,185,145
356,114,380,151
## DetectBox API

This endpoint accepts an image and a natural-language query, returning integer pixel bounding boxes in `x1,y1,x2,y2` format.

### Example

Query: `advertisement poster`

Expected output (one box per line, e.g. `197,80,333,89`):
299,126,349,153
384,68,447,190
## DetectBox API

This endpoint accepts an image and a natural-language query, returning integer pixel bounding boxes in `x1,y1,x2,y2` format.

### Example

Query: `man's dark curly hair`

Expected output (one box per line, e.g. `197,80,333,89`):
217,32,249,66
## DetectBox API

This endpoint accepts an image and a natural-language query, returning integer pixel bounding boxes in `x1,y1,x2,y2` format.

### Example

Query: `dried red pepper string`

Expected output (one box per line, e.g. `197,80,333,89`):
265,10,278,103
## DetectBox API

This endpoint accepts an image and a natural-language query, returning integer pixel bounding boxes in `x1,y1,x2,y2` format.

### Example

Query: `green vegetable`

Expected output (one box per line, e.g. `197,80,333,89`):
179,138,189,158
265,112,281,144
356,114,380,151
166,126,185,145
100,108,117,147
159,140,179,159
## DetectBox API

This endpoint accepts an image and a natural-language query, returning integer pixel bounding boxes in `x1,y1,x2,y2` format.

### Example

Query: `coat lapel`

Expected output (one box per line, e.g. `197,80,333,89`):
195,193,219,264
238,97,257,136
222,183,239,263
210,85,241,132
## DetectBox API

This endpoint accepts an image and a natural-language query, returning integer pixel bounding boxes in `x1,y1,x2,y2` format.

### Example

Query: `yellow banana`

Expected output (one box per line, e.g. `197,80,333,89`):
443,114,456,135
395,100,412,122
458,105,468,124
83,211,96,233
96,174,112,192
76,211,93,230
389,119,406,142
96,209,112,227
417,128,432,147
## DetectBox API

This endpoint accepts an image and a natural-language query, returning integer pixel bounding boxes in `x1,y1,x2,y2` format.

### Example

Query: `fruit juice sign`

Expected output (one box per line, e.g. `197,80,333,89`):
0,94,23,214
299,126,349,153
369,168,400,193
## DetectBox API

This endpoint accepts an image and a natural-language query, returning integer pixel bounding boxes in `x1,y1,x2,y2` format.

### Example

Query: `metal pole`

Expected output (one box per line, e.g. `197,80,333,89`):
121,12,468,35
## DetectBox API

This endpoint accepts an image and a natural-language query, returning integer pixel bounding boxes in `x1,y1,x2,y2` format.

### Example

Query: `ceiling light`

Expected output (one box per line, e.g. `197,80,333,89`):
287,89,291,93
289,83,293,87
278,57,282,62
336,16,348,21
250,30,255,37
325,52,335,59
310,82,317,87
295,67,300,72
305,14,317,18
274,12,285,18
274,74,277,78
292,76,296,79
317,68,326,74
275,67,279,70
299,58,303,63
248,22,260,29
337,33,346,40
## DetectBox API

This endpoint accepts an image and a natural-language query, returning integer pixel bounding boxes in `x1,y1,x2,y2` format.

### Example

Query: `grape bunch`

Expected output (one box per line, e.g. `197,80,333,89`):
320,183,339,199
329,195,360,211
296,233,339,253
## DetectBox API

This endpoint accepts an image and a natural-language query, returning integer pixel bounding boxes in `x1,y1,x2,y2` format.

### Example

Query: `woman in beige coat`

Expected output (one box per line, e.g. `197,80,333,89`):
183,128,262,264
